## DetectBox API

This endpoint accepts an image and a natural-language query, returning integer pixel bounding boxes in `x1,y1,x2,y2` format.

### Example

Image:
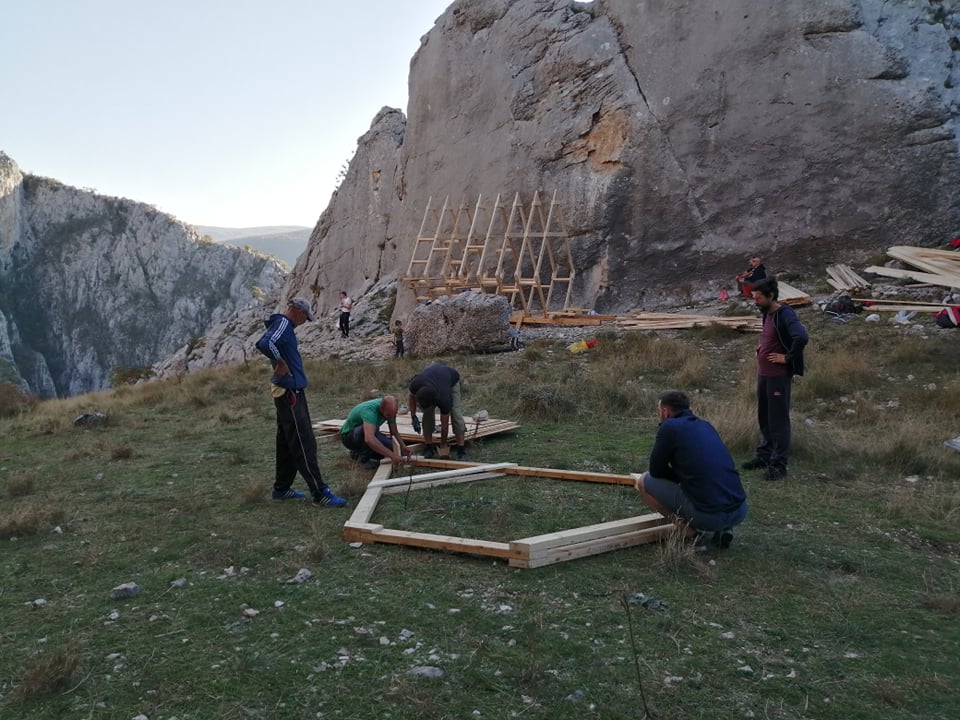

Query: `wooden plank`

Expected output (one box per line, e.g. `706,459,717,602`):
313,416,520,444
342,522,385,543
511,513,667,553
359,527,523,560
854,304,948,313
864,265,959,287
345,485,383,526
406,460,639,485
369,463,517,489
380,471,506,495
512,524,675,568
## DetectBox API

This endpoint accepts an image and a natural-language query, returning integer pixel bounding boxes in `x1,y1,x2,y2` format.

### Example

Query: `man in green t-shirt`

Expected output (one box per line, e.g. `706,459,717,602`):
340,395,412,469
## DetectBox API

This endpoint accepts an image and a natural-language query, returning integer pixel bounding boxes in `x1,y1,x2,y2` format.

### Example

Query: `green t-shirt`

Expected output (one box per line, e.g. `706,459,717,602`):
340,398,386,436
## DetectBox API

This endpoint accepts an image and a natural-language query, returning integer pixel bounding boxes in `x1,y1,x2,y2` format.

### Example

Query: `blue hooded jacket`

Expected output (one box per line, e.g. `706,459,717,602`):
255,314,308,390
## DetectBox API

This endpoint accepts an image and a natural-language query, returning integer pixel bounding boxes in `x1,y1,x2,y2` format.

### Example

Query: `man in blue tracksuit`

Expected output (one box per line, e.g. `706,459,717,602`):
743,277,809,481
255,297,346,507
635,390,748,551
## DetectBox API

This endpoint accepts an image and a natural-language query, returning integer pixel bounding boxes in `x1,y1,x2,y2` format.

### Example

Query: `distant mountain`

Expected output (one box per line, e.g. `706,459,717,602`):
196,225,311,267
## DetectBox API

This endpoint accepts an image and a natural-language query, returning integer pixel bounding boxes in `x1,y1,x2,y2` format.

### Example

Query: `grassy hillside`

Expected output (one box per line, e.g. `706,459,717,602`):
1,314,958,719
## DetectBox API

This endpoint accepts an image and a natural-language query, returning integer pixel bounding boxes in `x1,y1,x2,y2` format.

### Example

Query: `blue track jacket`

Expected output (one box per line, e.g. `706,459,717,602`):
255,314,308,390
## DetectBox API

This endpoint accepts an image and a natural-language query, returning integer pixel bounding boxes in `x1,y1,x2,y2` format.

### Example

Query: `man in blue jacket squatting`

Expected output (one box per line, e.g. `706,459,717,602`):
635,390,748,552
256,297,347,507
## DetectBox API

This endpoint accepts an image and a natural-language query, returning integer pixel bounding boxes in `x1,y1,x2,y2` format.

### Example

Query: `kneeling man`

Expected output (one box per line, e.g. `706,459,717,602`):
635,390,748,551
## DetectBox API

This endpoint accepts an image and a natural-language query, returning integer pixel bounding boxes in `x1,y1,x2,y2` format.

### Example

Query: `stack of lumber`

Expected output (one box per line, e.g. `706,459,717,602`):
314,415,520,444
826,264,871,292
616,312,761,331
865,246,960,290
509,311,612,326
776,281,813,306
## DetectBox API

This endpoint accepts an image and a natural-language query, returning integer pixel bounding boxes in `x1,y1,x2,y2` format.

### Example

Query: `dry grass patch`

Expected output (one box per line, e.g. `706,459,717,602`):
5,469,37,497
13,644,83,701
0,500,66,538
241,479,265,504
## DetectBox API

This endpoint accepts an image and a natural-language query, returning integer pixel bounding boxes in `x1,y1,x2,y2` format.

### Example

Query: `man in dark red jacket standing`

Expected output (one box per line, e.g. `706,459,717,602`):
743,278,809,481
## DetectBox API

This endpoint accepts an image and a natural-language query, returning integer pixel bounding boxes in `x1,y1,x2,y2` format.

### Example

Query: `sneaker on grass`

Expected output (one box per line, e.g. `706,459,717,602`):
272,489,306,500
314,488,347,507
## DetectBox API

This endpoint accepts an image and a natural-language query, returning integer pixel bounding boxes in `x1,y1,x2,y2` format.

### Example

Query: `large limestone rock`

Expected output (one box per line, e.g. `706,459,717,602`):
284,0,960,319
0,152,286,398
406,292,512,357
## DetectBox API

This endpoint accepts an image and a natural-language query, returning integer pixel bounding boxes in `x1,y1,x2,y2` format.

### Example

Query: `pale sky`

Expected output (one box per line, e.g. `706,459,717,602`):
0,0,451,228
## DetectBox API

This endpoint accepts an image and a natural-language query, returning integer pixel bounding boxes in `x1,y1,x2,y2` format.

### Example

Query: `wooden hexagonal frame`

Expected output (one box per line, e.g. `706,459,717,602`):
342,459,674,569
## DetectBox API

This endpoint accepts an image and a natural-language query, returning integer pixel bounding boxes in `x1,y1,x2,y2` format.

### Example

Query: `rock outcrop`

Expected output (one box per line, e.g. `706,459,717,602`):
0,152,286,398
406,292,512,357
283,0,960,320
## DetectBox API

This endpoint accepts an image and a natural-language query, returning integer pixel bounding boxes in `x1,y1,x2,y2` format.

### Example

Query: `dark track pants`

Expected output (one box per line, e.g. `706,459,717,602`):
274,389,326,498
339,312,350,337
340,424,392,460
755,375,793,470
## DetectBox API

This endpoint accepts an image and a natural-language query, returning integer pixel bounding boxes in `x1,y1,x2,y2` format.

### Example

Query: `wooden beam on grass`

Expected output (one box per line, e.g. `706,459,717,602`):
408,459,639,485
357,527,523,560
369,462,517,489
380,471,507,495
511,512,667,554
512,524,675,569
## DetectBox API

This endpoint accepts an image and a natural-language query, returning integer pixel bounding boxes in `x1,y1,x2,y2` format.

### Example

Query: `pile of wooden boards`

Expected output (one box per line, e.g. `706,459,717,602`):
775,281,813,306
616,311,761,331
826,264,871,292
314,415,520,445
342,459,674,568
865,246,960,290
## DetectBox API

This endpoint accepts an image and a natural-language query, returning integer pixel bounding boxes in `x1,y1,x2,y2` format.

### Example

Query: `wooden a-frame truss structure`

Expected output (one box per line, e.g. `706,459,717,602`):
404,191,576,316
343,459,674,569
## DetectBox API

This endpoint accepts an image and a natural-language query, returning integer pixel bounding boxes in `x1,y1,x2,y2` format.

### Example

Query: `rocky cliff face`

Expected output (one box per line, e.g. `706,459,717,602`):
0,152,285,398
285,0,960,319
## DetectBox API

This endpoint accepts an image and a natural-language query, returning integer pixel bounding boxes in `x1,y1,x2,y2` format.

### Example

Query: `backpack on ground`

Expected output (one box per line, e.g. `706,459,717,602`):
934,306,960,328
824,295,861,315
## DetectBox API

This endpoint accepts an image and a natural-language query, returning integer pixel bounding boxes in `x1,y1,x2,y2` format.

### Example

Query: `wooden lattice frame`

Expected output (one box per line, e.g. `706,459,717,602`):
404,191,576,316
342,459,674,569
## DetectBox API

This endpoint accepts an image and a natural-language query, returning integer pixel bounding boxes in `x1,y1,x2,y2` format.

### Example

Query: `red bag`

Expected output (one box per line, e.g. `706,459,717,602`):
935,306,960,328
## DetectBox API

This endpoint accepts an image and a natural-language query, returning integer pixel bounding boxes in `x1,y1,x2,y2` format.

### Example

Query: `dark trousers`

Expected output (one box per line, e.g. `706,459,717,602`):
274,389,325,498
755,375,793,469
339,312,350,337
395,339,404,358
340,424,392,459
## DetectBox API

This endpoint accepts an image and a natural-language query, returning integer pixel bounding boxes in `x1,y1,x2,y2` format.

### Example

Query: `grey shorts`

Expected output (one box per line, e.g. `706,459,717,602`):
643,472,747,532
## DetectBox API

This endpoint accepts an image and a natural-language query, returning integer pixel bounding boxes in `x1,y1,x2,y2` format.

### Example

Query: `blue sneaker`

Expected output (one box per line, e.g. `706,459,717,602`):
272,489,306,500
314,488,347,507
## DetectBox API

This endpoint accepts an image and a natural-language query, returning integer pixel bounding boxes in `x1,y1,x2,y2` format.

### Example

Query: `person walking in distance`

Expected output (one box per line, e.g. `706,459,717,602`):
393,320,405,358
255,297,347,507
742,278,809,481
338,291,353,338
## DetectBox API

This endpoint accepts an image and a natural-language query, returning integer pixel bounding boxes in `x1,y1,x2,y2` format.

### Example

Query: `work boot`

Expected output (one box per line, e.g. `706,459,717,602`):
741,457,768,470
422,444,438,459
455,445,467,461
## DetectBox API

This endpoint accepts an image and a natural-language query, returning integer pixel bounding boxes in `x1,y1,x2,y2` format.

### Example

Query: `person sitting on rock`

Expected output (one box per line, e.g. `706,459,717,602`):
736,256,767,297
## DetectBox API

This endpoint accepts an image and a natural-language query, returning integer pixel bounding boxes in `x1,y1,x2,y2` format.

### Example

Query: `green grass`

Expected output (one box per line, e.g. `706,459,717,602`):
1,312,959,719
